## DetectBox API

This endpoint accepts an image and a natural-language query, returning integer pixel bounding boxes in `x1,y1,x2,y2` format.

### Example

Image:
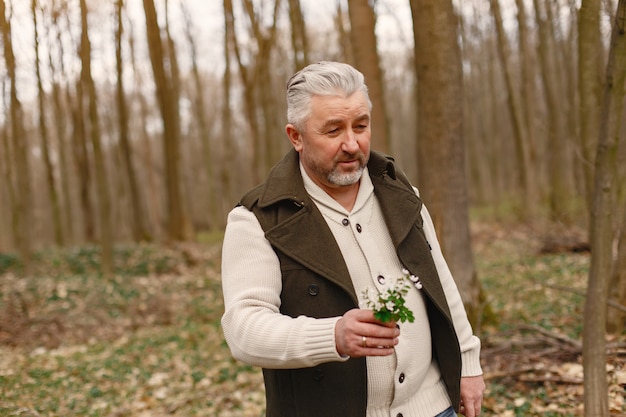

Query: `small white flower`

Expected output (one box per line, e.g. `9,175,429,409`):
359,271,417,323
408,274,423,290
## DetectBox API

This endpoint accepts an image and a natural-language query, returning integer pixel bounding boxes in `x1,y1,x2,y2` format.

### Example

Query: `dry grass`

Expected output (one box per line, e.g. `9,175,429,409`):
0,224,624,416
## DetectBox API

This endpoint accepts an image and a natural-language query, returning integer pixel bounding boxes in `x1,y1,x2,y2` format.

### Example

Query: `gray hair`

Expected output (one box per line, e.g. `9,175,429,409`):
286,61,371,131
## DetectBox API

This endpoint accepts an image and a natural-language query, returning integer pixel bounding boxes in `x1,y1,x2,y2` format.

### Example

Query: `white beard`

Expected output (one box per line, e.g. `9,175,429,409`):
328,166,364,186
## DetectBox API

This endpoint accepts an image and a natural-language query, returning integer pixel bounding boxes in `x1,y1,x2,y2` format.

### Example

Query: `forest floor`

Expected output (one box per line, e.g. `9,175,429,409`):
0,222,625,416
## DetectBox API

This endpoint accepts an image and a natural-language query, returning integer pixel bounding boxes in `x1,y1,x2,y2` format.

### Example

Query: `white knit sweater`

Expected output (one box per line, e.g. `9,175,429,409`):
221,165,482,417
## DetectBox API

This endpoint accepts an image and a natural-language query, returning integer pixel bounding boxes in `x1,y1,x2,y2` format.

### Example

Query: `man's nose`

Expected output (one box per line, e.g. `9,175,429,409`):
342,131,360,153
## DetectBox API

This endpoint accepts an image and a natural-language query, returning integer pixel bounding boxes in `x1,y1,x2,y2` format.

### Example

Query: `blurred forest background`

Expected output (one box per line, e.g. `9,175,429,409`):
1,0,623,260
1,0,626,415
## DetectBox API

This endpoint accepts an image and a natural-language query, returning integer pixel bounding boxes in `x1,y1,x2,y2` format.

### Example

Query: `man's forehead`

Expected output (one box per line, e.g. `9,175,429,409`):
310,92,370,113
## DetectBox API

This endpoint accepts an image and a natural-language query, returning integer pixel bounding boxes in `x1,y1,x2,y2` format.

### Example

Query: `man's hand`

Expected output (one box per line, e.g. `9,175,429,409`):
335,309,400,357
459,375,485,417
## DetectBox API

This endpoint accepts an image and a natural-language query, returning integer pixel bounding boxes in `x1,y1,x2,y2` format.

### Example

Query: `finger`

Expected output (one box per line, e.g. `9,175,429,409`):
460,400,481,417
475,399,483,416
360,345,395,356
359,335,399,349
352,309,397,327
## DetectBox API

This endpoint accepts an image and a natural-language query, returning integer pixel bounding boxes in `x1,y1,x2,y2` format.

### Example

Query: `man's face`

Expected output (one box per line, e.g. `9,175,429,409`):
286,91,371,193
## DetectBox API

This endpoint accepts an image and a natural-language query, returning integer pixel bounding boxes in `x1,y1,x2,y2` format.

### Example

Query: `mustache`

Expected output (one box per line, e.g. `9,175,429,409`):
335,151,367,163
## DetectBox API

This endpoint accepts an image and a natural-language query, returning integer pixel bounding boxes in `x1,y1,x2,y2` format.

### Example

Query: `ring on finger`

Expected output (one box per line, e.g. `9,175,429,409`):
361,336,367,348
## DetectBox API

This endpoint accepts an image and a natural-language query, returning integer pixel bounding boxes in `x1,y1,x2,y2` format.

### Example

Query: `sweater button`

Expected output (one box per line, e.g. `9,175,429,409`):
398,373,405,383
342,218,349,226
356,223,362,233
308,284,319,296
377,275,386,284
396,414,403,417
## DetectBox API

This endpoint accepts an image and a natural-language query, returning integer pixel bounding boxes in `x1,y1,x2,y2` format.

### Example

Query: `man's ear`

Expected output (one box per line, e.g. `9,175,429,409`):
285,124,303,151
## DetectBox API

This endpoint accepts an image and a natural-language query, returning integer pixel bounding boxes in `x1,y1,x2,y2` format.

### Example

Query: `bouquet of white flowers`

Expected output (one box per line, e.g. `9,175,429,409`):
360,269,422,323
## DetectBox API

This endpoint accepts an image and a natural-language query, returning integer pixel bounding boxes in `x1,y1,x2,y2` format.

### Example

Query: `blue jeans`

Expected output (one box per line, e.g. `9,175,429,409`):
434,407,457,417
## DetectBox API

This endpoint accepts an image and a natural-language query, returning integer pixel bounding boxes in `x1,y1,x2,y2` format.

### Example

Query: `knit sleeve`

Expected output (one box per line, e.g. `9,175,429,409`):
416,191,484,377
221,206,348,369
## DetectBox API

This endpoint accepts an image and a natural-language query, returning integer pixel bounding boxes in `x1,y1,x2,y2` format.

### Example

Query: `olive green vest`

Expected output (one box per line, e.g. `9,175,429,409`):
239,149,461,417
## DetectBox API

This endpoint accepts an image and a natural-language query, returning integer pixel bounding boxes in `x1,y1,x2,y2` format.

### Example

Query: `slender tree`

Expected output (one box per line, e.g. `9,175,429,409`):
49,2,75,244
32,0,63,246
607,208,626,331
534,0,576,223
514,0,539,199
410,0,483,321
222,0,236,215
71,73,95,243
287,0,309,69
226,0,283,184
143,0,193,241
79,0,113,275
0,95,17,252
347,0,390,153
115,0,150,242
224,0,259,185
128,20,162,238
181,2,220,230
335,1,353,65
579,0,603,208
246,0,284,171
0,0,33,271
583,0,626,415
489,0,536,218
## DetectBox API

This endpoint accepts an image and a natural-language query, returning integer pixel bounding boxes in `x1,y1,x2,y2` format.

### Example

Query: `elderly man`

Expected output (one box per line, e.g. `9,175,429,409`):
221,61,485,417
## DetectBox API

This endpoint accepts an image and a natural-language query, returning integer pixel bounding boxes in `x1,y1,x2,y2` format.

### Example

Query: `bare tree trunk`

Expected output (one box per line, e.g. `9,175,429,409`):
181,2,220,231
221,0,236,217
128,25,162,238
143,0,192,241
251,0,284,170
515,0,539,194
534,0,575,224
579,0,603,209
462,10,501,207
347,0,390,153
32,0,63,247
489,0,536,218
557,0,584,205
335,1,353,65
287,0,309,69
607,208,626,332
71,76,95,243
59,1,94,244
115,0,150,242
49,8,75,244
226,0,282,185
224,0,259,186
79,0,113,275
486,39,506,209
410,0,483,322
0,0,33,271
583,1,626,415
164,0,194,240
0,106,17,251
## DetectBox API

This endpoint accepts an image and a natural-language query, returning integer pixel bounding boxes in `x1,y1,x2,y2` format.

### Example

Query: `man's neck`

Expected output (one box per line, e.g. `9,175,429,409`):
322,183,360,212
